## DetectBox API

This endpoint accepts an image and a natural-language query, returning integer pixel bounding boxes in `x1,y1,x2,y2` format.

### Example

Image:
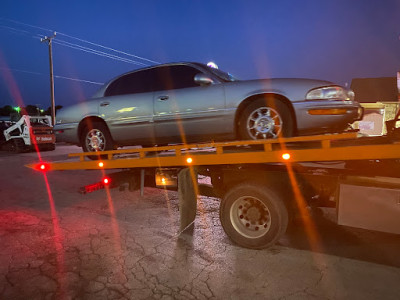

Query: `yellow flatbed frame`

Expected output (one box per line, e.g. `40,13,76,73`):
27,133,400,171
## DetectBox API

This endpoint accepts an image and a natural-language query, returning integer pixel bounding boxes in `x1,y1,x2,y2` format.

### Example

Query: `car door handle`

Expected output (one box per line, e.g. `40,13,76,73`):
100,102,110,107
157,96,169,101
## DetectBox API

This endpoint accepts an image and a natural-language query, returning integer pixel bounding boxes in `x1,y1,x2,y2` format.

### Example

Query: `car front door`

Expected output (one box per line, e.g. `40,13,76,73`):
99,69,156,145
153,64,227,144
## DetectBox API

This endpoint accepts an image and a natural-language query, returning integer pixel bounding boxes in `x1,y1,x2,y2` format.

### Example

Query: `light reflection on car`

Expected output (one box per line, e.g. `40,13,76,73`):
54,62,363,154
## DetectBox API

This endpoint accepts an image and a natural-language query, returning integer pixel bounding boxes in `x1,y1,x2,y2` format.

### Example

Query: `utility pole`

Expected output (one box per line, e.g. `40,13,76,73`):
41,32,56,126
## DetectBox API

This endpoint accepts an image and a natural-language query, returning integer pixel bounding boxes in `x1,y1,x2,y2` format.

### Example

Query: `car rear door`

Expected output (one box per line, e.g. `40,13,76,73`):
152,64,227,144
99,69,156,144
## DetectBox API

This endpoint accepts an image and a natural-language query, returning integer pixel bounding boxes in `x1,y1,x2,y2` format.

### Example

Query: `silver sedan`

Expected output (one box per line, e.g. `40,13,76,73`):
54,62,363,153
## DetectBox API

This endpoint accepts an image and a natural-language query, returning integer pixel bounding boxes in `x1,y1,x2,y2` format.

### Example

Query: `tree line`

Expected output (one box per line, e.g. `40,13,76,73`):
0,105,63,117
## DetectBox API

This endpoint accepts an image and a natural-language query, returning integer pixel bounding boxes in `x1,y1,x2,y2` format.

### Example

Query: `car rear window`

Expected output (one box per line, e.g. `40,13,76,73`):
105,69,153,96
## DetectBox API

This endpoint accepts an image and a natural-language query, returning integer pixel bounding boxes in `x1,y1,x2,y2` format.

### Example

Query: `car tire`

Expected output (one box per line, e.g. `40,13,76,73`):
81,121,114,159
220,182,288,249
238,98,293,140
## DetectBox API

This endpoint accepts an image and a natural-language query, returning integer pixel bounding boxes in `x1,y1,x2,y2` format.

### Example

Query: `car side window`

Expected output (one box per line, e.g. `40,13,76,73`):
105,69,153,96
152,65,201,91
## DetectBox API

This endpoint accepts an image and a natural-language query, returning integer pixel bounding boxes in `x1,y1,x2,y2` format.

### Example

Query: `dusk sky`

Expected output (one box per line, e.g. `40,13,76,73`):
0,0,400,110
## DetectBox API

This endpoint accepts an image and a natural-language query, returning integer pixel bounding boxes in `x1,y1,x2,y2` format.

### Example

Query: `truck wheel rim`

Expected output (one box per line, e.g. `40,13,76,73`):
230,196,272,238
86,129,105,152
247,107,282,139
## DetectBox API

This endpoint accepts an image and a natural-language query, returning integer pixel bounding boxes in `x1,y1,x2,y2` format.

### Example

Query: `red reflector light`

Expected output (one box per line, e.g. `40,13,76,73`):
103,177,111,185
34,163,50,171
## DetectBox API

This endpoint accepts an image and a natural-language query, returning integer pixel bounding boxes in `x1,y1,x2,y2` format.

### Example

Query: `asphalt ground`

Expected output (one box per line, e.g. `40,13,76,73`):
0,145,400,299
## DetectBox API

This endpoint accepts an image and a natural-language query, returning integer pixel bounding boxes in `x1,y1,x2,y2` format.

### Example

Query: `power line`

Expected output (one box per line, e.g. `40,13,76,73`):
53,39,149,66
57,32,160,65
53,75,104,85
0,67,104,85
0,17,54,34
0,24,149,66
1,24,154,66
0,25,29,34
0,17,160,65
0,24,42,40
0,67,42,76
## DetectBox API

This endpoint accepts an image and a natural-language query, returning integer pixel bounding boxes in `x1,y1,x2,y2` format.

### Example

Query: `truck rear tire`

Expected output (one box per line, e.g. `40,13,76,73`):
220,182,288,249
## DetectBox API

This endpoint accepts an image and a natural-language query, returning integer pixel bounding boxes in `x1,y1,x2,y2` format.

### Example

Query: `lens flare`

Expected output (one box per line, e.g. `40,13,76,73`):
103,177,110,185
42,173,66,297
34,162,49,171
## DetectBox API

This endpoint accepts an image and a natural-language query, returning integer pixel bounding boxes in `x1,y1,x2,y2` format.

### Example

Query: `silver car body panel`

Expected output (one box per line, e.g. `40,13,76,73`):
153,83,227,141
98,91,155,143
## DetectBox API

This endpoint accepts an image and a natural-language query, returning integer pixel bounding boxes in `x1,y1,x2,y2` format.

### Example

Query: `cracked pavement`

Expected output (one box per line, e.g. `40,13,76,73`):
1,145,400,299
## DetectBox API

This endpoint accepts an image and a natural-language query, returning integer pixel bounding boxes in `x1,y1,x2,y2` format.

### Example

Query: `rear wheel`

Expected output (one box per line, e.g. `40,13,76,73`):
238,98,293,140
220,182,288,249
81,122,114,159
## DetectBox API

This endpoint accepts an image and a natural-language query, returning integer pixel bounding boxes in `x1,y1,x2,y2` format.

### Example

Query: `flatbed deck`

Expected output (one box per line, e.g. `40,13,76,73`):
27,133,400,171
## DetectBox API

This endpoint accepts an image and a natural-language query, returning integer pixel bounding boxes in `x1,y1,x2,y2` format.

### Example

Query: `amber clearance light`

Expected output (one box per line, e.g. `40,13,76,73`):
308,108,348,115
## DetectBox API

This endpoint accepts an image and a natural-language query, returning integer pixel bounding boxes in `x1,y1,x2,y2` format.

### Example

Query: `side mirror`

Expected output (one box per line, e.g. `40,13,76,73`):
194,73,214,86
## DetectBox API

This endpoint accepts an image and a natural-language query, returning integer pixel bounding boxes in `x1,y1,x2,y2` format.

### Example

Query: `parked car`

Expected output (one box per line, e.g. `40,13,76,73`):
54,62,363,153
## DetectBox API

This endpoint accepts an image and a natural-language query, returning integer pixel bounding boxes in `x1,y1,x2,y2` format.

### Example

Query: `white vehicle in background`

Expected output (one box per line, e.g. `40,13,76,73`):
1,115,55,152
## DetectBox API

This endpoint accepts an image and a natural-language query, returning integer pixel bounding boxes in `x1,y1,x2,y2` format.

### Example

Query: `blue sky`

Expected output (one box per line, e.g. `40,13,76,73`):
0,0,400,109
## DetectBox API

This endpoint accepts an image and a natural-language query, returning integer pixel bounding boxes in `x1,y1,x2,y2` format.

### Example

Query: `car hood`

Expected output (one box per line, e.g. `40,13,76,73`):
224,78,336,102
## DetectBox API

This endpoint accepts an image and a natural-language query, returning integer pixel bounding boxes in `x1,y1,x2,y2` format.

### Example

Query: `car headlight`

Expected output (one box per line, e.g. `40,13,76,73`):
306,86,355,101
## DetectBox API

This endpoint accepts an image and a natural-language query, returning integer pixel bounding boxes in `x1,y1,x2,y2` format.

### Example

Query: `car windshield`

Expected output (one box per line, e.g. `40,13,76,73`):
204,65,239,82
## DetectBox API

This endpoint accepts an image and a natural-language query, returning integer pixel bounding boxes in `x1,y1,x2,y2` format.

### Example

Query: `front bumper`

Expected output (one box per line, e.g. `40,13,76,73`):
293,100,364,134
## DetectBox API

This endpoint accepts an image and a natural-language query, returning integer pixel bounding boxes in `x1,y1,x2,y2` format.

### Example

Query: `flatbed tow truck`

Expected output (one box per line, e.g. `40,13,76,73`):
27,119,400,249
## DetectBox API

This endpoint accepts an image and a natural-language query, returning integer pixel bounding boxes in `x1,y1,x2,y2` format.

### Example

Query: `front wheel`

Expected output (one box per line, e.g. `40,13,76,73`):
238,98,293,140
220,182,288,249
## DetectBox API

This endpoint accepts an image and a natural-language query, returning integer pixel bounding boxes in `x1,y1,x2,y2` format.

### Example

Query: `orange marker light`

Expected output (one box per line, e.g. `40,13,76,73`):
98,162,104,168
186,157,193,164
282,153,291,160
